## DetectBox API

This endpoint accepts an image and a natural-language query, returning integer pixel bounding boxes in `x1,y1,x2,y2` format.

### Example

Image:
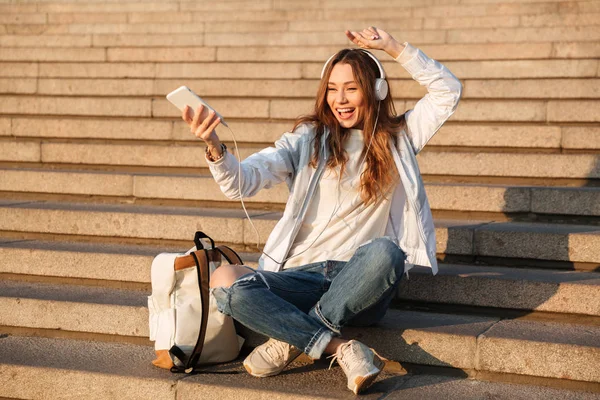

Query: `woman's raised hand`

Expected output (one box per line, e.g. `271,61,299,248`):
345,27,405,59
182,104,222,152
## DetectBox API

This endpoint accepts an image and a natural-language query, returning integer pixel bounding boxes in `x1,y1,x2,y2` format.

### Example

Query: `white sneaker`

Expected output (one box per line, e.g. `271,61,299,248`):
330,340,385,395
243,338,303,378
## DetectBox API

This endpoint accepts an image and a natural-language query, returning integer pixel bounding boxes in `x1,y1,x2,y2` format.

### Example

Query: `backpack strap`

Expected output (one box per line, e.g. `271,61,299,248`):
174,249,220,271
194,231,215,250
216,246,243,266
169,249,211,373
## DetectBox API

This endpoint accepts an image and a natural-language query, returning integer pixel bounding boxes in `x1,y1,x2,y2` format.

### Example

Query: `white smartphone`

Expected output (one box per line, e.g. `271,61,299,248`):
166,85,228,127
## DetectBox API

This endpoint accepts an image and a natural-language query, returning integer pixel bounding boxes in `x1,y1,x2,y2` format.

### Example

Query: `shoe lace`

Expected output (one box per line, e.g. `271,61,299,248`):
326,353,339,370
327,342,358,371
263,340,287,362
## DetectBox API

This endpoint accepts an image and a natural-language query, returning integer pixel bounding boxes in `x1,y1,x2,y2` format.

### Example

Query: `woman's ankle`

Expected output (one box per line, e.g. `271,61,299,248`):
324,337,349,355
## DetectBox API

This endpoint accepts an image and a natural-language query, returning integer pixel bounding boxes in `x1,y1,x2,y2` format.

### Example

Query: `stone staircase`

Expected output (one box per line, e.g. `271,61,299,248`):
1,0,599,398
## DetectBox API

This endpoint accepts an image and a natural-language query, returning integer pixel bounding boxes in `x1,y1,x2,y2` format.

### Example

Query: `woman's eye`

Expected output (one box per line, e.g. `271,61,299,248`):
347,87,357,92
328,88,337,92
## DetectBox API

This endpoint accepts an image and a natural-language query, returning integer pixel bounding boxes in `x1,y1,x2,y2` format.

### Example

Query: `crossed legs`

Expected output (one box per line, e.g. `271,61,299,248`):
210,237,406,359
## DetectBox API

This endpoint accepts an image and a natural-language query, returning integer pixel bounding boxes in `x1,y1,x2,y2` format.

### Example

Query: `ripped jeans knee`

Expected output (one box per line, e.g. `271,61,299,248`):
210,271,270,317
208,268,338,358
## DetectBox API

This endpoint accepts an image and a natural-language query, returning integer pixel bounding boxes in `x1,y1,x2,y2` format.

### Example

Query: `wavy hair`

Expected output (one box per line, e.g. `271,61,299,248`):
293,48,405,206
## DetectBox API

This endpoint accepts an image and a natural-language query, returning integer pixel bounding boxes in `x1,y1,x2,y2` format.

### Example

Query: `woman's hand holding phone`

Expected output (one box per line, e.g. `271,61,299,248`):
182,104,223,159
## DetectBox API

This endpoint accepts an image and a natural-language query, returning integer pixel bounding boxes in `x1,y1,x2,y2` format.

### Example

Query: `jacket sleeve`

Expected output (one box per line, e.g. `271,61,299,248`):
396,43,463,155
206,127,306,200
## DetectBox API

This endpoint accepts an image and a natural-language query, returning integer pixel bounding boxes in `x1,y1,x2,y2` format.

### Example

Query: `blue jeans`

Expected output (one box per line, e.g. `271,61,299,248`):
211,237,406,359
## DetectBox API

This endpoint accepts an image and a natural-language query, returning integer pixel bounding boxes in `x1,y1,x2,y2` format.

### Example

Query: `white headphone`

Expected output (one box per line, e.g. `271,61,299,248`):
320,49,389,101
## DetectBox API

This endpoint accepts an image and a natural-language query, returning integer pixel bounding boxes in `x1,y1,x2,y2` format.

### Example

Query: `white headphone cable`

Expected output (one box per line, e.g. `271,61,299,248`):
224,100,381,266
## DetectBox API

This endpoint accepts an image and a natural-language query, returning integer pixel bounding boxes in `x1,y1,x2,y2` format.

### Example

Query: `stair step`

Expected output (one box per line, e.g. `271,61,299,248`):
0,238,173,283
0,200,598,264
399,264,600,316
1,335,597,399
425,99,600,123
0,47,107,62
1,168,599,216
0,95,154,118
1,59,596,80
1,26,599,48
0,34,94,48
0,288,598,383
0,238,260,283
4,140,597,179
0,279,147,337
273,59,600,80
2,1,589,22
35,1,268,14
2,77,599,100
217,42,600,62
0,199,279,245
1,116,293,143
346,309,600,382
0,95,282,119
289,14,600,30
3,117,599,152
2,42,598,63
444,26,600,44
462,78,600,99
430,125,597,151
1,238,598,316
0,335,177,400
0,4,38,14
8,21,291,35
416,151,600,179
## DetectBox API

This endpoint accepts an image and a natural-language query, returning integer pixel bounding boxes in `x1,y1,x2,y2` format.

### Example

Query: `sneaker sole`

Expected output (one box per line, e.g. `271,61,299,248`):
349,355,385,394
351,370,381,395
243,361,285,378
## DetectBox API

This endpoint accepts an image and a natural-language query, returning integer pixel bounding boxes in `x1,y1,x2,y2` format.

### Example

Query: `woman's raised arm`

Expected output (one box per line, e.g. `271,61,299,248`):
346,26,463,154
345,26,405,59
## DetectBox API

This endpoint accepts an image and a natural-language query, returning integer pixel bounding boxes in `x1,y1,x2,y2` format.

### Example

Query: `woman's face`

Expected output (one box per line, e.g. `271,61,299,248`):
326,63,365,129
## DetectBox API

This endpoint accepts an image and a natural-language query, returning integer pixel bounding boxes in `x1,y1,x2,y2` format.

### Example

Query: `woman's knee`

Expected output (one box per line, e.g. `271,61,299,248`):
347,294,392,327
210,265,255,289
359,238,406,275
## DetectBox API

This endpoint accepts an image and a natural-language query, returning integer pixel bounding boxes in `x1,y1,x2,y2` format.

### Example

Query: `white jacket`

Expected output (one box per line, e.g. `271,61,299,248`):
208,43,462,275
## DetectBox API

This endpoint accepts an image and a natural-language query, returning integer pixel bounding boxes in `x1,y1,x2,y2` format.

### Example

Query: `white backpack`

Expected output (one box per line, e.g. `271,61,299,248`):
148,231,245,372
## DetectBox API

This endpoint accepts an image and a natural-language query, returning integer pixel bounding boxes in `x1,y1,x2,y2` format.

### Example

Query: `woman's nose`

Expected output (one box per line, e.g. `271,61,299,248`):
336,89,347,103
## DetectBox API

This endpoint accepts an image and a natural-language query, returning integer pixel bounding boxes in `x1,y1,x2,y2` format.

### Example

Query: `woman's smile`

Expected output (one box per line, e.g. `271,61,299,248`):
336,107,356,120
327,63,365,129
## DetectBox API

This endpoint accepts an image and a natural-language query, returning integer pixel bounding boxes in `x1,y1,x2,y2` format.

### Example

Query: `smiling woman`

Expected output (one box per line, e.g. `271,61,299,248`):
181,26,463,395
327,63,365,128
295,47,405,208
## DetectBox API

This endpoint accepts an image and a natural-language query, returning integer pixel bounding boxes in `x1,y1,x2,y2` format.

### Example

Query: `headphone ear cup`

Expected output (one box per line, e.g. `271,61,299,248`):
374,79,388,101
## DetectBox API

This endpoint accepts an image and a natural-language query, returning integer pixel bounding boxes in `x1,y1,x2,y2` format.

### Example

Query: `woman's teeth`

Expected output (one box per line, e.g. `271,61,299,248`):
337,108,355,119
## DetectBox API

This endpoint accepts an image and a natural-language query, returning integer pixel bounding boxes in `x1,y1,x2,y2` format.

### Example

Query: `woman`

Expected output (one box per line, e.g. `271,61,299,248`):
182,26,462,394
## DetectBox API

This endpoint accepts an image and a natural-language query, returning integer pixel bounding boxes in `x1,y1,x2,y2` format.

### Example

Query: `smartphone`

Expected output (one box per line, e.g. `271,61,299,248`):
166,86,228,127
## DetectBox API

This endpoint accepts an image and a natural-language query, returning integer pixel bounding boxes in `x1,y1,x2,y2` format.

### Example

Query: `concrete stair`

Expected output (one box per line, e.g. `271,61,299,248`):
2,168,599,216
3,77,600,99
2,337,599,400
0,200,599,264
3,141,600,176
1,0,599,398
1,239,599,315
2,117,599,149
1,279,599,381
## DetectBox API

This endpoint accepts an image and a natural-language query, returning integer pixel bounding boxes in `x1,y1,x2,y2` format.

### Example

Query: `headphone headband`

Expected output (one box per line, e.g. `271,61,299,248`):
320,49,388,101
320,49,386,80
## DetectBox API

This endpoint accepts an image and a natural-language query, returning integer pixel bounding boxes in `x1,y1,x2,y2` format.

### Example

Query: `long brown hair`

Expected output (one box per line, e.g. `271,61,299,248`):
293,49,405,206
